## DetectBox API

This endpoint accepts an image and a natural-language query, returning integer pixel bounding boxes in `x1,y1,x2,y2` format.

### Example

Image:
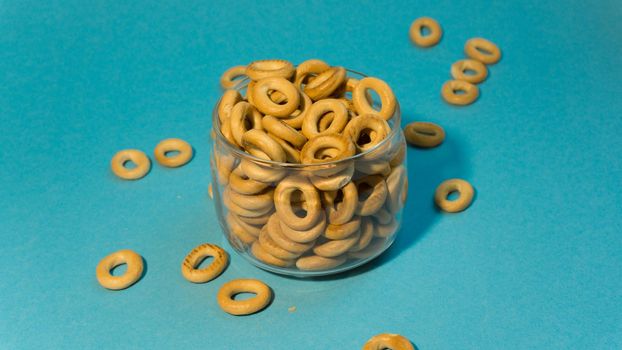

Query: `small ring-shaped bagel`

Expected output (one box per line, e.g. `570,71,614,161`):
465,38,502,65
242,129,286,163
268,133,301,163
217,278,273,315
355,175,388,216
251,241,294,267
252,77,300,117
258,226,301,260
317,111,336,132
96,249,144,290
309,164,354,191
239,158,286,183
352,77,397,120
228,187,274,211
302,99,349,139
229,101,263,146
181,243,228,283
434,178,474,213
296,255,346,271
220,66,248,90
275,89,309,129
301,134,356,177
344,114,391,153
363,333,415,350
349,216,374,252
228,166,269,195
325,215,361,240
266,214,315,254
345,79,374,106
348,237,386,260
219,118,238,148
154,138,193,168
236,210,273,226
441,80,479,106
245,81,256,104
346,78,359,92
246,59,295,81
294,59,330,88
279,210,327,243
322,181,358,225
224,188,274,218
262,115,307,148
450,59,488,84
228,211,262,237
217,89,242,124
227,212,258,245
300,133,356,164
303,66,347,101
274,176,322,231
404,121,445,148
110,149,151,180
409,17,443,47
313,230,361,258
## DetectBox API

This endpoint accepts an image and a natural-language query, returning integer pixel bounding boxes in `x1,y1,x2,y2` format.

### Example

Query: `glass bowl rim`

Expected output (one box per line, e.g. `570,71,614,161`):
211,68,402,169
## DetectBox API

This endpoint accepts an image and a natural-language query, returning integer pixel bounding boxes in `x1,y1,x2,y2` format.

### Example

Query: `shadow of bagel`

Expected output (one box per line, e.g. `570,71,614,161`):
292,133,469,282
383,132,469,261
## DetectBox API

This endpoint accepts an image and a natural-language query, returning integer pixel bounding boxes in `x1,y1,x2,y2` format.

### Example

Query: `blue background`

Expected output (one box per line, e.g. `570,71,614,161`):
1,0,621,349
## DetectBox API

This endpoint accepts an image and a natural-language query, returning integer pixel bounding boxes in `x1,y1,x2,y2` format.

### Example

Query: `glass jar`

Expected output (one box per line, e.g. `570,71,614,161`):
210,70,407,277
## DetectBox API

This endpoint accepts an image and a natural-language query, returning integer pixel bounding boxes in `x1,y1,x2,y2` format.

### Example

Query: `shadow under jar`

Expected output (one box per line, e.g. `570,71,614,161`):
210,69,408,277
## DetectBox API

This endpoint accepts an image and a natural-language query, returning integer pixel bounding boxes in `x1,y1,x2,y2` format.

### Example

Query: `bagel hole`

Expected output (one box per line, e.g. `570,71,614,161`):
292,199,309,219
446,190,460,201
463,68,477,76
231,292,257,301
318,112,335,132
230,74,246,85
303,74,318,86
358,182,374,201
122,160,138,169
243,117,253,130
452,88,467,95
195,256,215,269
291,191,310,218
415,129,437,137
333,190,345,205
291,189,305,204
419,25,431,36
475,46,493,55
366,88,381,111
164,150,181,157
356,129,375,147
268,89,288,105
314,147,338,160
294,207,308,219
110,263,128,276
249,147,269,160
240,86,249,98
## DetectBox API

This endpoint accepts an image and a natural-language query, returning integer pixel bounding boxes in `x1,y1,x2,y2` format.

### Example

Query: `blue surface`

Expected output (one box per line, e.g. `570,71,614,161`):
1,1,621,349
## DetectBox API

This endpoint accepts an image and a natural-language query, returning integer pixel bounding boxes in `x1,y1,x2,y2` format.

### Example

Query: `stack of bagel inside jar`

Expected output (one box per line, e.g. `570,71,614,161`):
212,59,408,273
